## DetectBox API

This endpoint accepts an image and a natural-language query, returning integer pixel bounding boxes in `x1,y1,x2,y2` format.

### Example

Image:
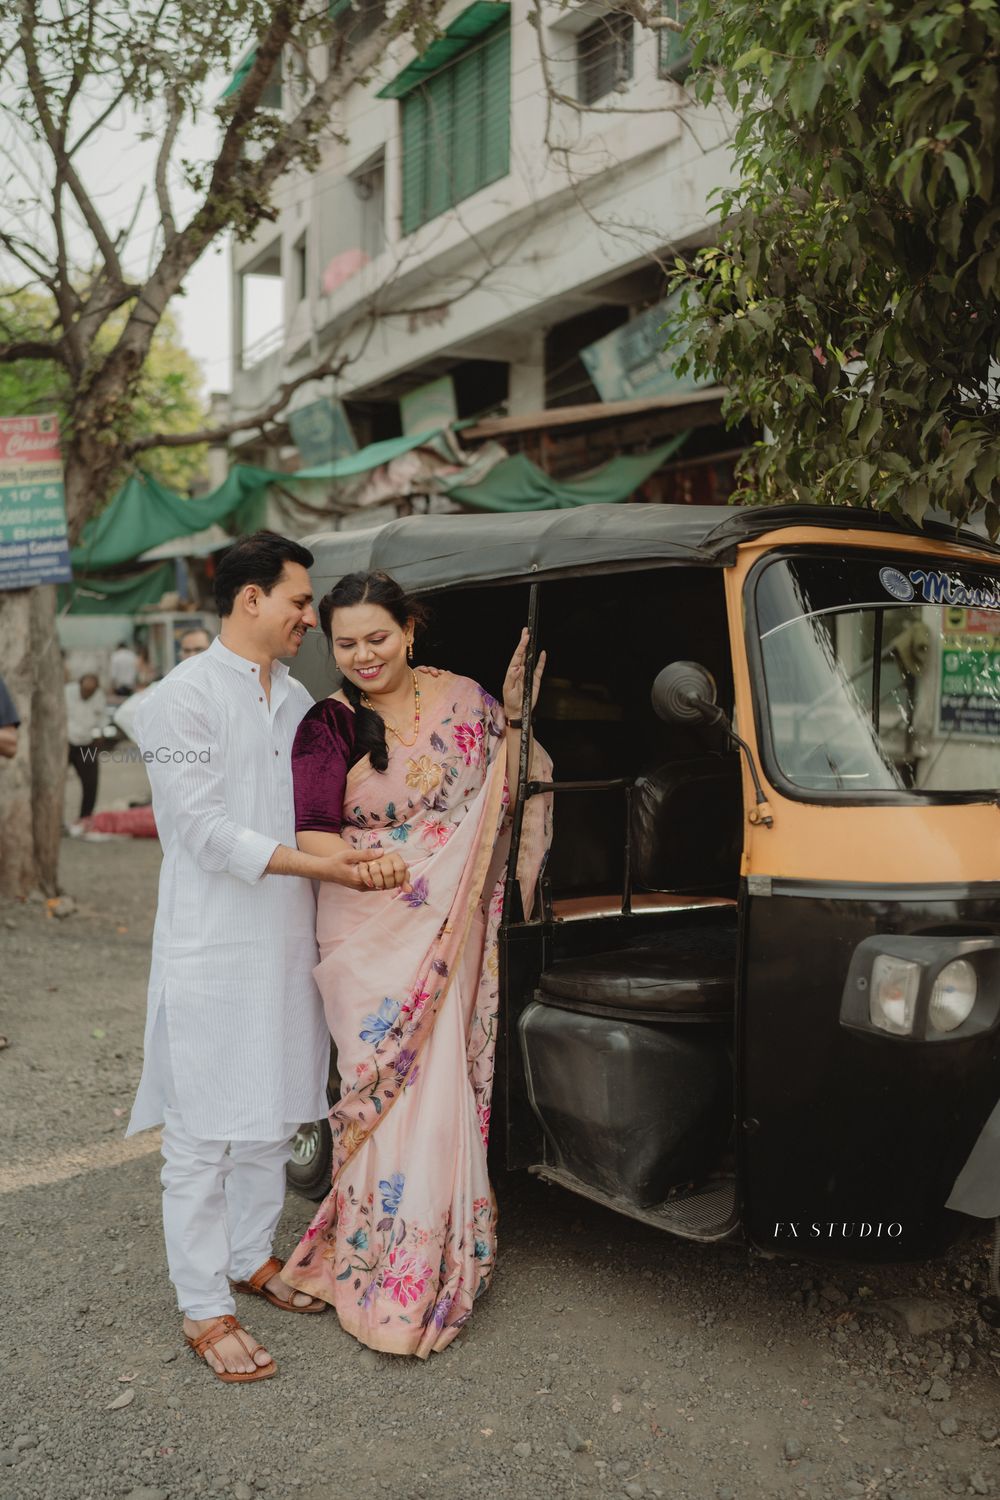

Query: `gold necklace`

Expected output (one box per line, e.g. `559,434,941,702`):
361,669,421,747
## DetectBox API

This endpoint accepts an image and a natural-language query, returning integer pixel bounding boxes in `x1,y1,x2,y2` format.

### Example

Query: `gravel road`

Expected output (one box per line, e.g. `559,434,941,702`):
3,764,1000,1500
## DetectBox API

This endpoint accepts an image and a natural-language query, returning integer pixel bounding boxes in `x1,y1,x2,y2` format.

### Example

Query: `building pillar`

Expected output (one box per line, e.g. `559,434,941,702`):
507,333,547,415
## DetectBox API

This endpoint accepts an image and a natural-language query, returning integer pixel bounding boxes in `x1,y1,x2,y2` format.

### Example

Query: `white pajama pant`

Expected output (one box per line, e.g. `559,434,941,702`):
160,1106,294,1319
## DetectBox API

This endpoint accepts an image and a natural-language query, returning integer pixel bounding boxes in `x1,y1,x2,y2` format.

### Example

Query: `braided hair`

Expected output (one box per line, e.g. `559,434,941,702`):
318,571,428,773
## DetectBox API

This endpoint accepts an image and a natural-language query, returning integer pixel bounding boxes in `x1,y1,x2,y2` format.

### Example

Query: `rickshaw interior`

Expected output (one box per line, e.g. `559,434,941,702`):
423,563,743,1240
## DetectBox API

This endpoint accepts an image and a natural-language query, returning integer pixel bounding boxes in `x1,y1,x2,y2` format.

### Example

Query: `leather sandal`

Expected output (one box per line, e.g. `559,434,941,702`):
185,1315,276,1383
231,1255,327,1314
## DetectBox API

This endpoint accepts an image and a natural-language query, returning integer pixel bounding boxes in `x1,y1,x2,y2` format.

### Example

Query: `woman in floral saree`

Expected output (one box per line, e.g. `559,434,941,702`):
282,571,550,1356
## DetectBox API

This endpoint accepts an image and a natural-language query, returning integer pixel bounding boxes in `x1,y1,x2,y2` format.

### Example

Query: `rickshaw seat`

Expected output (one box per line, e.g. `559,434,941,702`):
631,753,742,893
537,926,736,1023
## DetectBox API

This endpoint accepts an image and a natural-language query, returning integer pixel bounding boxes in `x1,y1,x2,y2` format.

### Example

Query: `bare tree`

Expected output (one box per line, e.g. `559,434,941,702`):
0,0,447,896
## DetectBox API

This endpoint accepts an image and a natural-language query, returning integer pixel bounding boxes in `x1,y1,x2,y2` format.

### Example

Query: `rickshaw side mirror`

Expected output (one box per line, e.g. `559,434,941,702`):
651,661,720,726
651,661,774,829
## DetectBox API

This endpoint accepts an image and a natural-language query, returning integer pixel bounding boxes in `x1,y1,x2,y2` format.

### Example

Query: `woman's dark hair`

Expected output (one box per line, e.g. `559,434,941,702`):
319,571,428,773
214,530,315,617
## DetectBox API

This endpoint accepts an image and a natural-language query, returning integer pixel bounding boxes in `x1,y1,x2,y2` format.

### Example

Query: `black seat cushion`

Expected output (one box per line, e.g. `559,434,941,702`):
537,929,735,1022
632,754,742,893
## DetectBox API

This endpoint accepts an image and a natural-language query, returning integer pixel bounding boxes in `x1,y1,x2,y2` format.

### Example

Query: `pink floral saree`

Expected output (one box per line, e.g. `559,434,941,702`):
283,673,550,1356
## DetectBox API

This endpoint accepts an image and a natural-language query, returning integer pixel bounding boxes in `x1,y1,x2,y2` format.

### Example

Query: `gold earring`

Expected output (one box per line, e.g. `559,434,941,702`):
407,639,414,662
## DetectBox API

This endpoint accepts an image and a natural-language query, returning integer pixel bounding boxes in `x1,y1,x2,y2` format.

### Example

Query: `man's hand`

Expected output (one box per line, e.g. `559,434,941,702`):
312,847,410,892
416,664,444,678
0,725,17,760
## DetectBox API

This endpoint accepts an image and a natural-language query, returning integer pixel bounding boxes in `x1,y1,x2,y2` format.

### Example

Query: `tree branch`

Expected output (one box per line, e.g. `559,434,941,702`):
614,0,685,32
17,0,124,283
154,88,183,244
0,338,67,363
124,350,351,454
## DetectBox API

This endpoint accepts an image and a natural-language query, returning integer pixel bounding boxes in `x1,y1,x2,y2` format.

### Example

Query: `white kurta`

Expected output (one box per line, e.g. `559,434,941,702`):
127,637,329,1141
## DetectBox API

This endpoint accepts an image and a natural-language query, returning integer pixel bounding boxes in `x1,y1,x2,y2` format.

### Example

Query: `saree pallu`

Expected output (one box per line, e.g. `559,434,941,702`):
283,674,550,1356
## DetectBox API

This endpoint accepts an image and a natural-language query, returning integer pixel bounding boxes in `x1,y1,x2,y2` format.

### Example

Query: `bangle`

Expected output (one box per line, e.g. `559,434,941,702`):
506,717,523,730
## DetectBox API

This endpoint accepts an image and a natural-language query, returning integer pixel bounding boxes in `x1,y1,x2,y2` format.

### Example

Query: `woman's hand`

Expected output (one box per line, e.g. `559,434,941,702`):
359,850,412,893
416,665,444,678
502,628,546,723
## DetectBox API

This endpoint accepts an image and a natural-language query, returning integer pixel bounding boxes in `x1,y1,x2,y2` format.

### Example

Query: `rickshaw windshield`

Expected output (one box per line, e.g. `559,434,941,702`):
752,551,1000,799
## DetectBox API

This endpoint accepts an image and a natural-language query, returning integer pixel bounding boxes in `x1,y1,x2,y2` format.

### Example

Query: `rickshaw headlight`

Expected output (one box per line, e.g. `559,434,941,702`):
929,959,977,1033
869,954,920,1035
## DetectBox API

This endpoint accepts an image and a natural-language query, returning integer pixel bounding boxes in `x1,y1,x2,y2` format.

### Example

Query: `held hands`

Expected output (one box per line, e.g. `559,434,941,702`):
502,627,546,724
315,846,411,892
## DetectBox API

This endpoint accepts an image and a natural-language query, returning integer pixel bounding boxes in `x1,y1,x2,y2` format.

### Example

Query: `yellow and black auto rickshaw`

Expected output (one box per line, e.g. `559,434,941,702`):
291,503,1000,1266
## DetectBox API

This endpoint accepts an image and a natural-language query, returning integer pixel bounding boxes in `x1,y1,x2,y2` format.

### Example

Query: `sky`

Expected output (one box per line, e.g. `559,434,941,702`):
29,81,263,399
80,96,237,396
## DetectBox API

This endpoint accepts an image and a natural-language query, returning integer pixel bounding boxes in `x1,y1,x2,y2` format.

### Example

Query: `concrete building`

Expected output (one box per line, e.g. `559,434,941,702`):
228,0,736,522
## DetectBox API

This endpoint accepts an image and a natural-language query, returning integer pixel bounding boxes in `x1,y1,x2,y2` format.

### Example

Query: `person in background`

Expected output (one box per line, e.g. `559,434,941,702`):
136,643,156,688
0,673,18,761
0,674,16,1046
179,627,212,660
65,671,107,821
110,640,139,697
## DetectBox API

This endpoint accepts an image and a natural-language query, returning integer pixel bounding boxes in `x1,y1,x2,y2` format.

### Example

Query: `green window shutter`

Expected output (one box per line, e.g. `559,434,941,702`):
452,47,484,203
480,24,510,188
222,48,256,100
401,90,428,235
659,0,693,78
424,67,456,223
398,11,510,234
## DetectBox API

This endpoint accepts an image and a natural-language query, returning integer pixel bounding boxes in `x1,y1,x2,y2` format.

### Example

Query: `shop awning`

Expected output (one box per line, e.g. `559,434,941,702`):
461,386,728,440
442,436,686,512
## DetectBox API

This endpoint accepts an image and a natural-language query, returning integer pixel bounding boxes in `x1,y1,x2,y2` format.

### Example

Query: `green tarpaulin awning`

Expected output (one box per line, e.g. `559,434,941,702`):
63,426,686,614
71,467,274,574
444,436,686,512
57,561,177,616
376,2,509,98
70,429,447,574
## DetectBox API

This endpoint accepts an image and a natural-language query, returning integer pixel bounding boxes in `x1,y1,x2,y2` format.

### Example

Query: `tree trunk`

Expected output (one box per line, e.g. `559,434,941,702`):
0,585,66,899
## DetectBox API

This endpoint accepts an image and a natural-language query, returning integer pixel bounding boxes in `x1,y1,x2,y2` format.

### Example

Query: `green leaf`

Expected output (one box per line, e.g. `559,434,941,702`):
881,24,902,69
843,398,863,436
978,248,1000,297
733,46,768,71
901,482,931,525
943,151,970,202
901,150,926,206
858,406,882,450
973,450,1000,499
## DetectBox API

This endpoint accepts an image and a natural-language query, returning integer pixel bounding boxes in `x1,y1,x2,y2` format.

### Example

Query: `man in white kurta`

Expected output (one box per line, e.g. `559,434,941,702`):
127,531,404,1381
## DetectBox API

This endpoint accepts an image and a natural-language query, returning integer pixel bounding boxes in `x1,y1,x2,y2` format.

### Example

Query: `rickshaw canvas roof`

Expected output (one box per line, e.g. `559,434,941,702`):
303,503,1000,594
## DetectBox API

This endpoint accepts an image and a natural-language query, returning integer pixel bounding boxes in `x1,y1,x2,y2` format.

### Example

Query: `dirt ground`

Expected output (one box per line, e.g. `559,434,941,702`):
2,759,1000,1500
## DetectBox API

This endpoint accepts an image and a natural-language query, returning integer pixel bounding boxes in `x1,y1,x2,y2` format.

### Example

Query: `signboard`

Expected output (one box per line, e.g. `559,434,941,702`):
288,399,357,467
0,414,72,591
938,608,1000,740
580,293,714,403
400,375,457,437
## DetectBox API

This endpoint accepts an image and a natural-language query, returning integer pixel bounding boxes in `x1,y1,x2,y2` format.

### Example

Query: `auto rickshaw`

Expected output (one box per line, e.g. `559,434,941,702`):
289,502,1000,1265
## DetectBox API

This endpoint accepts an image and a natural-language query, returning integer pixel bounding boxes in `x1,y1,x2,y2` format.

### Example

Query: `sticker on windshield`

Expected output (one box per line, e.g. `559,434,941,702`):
879,567,915,602
879,566,1000,611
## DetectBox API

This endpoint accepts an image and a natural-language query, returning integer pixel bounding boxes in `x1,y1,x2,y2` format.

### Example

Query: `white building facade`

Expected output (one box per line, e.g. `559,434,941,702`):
229,0,734,505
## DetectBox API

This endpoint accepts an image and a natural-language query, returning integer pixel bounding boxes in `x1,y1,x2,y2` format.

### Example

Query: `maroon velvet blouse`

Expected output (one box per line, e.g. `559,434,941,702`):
292,696,360,835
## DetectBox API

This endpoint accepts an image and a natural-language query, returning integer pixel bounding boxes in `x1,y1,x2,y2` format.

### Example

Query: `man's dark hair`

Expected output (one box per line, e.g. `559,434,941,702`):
213,531,315,617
